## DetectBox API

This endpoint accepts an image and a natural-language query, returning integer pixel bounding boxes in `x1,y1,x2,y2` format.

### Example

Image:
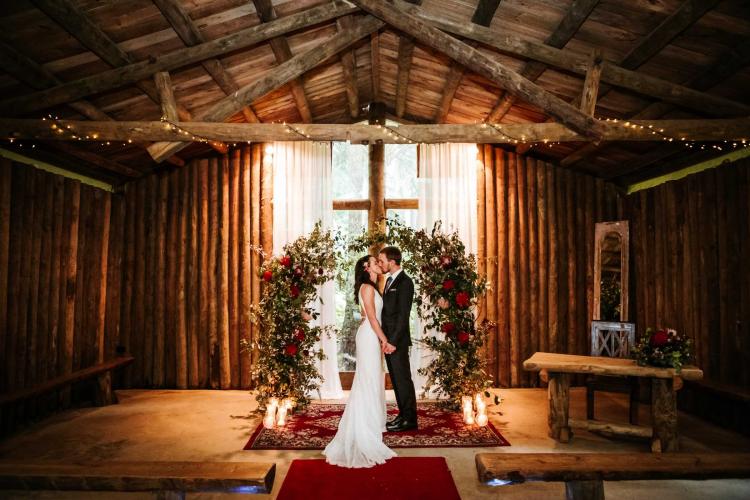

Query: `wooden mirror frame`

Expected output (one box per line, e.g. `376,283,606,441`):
593,220,629,322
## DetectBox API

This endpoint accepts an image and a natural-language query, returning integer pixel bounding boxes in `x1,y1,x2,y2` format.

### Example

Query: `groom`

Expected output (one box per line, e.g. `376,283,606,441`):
378,246,418,432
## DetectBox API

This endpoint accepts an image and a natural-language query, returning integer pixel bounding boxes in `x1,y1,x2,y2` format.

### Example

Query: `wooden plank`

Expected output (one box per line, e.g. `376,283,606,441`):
218,156,231,389
142,177,156,386
394,1,422,117
507,152,520,386
188,161,200,388
371,32,381,101
251,145,262,369
16,169,37,390
104,195,124,369
239,148,252,389
27,171,46,395
95,193,111,364
475,453,750,483
486,0,600,123
565,170,576,354
208,158,219,389
536,162,548,355
154,72,179,123
569,418,652,439
176,166,188,389
523,352,704,380
132,181,147,385
229,150,241,387
6,119,750,144
580,49,603,117
153,174,168,387
354,0,604,138
517,155,530,385
164,172,178,387
4,166,22,393
0,460,275,494
476,148,487,374
4,1,360,117
547,165,558,357
0,357,134,406
148,15,385,162
120,184,136,387
35,175,54,385
337,15,360,119
48,175,65,383
527,158,539,386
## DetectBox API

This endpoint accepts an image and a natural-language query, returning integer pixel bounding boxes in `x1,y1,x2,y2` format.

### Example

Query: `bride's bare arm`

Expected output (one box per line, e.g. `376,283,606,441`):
360,285,388,344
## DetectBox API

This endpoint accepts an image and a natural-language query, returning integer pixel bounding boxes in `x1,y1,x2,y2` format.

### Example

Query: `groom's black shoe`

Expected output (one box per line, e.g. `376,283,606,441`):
388,419,418,432
386,415,403,431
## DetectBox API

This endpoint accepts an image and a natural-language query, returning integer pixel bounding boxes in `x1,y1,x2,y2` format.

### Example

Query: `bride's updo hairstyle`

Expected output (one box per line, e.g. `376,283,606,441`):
354,255,378,305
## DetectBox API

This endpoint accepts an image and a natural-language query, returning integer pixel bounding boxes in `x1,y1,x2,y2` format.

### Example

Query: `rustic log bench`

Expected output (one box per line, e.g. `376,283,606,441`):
0,356,134,408
0,461,276,498
476,452,750,500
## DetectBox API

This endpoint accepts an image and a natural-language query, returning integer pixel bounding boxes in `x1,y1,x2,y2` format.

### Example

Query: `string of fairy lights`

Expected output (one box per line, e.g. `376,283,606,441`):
2,113,747,155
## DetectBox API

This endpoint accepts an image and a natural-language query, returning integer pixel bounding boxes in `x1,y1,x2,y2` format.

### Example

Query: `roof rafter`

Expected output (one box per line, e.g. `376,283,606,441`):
394,0,424,118
28,0,227,155
153,0,261,123
0,1,358,116
486,0,600,123
147,14,386,162
352,0,606,138
252,0,313,123
434,0,501,123
337,15,360,118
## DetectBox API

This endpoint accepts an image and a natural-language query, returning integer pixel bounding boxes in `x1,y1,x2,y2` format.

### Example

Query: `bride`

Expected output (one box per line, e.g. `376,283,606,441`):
323,255,397,468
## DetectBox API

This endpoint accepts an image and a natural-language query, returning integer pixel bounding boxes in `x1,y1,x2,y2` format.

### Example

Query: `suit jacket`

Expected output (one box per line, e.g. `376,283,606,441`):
381,270,415,348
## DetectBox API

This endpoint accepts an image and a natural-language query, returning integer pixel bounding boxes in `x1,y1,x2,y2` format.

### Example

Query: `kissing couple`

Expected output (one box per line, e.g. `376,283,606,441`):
323,246,417,468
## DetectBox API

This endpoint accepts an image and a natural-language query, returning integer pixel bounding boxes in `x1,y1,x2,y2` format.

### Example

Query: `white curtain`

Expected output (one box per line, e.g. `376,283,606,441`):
413,143,479,397
272,141,344,400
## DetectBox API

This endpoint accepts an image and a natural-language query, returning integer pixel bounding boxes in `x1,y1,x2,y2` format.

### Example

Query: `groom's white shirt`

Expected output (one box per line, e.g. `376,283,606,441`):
385,268,402,293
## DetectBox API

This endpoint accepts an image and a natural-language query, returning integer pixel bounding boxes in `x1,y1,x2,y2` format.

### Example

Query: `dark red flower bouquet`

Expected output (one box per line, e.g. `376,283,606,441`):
631,327,692,372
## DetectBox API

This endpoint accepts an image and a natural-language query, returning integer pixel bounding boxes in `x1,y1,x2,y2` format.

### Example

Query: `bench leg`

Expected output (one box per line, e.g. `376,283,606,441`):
548,372,571,443
651,378,678,452
95,372,116,406
566,480,604,500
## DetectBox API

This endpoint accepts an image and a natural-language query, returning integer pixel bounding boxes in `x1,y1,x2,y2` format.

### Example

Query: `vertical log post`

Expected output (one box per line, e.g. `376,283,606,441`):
548,372,571,443
368,102,385,242
651,377,678,452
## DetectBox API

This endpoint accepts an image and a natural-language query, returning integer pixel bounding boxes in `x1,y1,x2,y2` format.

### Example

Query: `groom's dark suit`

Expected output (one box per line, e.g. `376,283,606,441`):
381,270,417,425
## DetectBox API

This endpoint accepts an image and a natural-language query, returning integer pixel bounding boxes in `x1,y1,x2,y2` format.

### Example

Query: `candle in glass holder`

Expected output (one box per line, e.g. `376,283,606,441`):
277,405,288,426
263,414,275,429
476,412,488,427
269,397,279,411
465,411,475,425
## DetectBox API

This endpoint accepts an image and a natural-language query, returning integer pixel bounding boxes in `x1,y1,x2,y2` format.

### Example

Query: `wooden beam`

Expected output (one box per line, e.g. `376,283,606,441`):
333,199,370,210
434,0,500,123
147,15,385,162
580,49,603,117
486,0,600,123
394,1,750,118
0,41,184,167
5,118,748,144
337,15,361,119
0,1,358,116
352,0,606,138
252,0,313,123
44,142,142,179
154,72,179,122
153,0,260,123
29,0,226,155
394,1,424,118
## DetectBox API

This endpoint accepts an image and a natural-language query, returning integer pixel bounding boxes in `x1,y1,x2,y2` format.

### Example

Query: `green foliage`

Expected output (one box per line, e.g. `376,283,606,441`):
347,218,494,410
600,275,621,321
631,327,693,373
241,223,339,411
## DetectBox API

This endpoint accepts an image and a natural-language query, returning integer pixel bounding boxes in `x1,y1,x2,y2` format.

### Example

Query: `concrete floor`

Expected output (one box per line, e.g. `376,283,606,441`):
1,387,749,499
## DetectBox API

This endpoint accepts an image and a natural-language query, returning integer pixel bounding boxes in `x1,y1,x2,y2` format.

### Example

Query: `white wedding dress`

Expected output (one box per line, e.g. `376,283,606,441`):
322,287,397,468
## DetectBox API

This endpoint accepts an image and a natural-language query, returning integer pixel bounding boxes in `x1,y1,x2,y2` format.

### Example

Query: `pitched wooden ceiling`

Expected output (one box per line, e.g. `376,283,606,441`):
0,0,748,185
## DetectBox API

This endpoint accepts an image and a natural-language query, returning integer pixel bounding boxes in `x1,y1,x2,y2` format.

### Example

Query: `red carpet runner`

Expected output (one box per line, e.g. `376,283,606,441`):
277,457,461,500
245,402,509,450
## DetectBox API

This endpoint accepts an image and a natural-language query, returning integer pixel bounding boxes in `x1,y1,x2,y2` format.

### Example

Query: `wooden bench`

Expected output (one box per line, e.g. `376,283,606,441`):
0,356,134,408
0,461,276,499
476,453,750,500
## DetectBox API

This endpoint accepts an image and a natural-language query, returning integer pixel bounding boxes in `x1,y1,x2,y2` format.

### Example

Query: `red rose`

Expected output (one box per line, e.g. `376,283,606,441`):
280,256,292,267
318,267,325,275
284,344,298,356
441,322,456,334
294,266,304,277
262,270,273,282
651,329,669,347
440,255,452,268
290,284,300,298
442,279,455,291
455,291,470,308
458,331,470,344
303,349,310,357
294,328,305,342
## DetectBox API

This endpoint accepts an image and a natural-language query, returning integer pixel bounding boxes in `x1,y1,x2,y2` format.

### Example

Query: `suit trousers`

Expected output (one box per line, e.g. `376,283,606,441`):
385,346,418,423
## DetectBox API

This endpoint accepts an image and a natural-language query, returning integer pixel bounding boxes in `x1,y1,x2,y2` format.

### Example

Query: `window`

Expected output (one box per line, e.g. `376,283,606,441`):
332,138,419,372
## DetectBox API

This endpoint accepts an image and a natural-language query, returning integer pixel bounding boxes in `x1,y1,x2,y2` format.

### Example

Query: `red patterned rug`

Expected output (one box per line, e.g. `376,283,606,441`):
277,457,461,500
244,402,509,450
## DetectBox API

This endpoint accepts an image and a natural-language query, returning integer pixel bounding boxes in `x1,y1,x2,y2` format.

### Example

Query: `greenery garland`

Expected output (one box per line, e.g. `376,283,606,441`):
241,223,339,411
347,218,495,409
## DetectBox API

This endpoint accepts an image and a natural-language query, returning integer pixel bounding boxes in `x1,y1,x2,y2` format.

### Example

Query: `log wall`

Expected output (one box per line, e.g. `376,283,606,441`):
623,159,750,387
478,148,622,387
0,158,117,431
117,145,270,389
